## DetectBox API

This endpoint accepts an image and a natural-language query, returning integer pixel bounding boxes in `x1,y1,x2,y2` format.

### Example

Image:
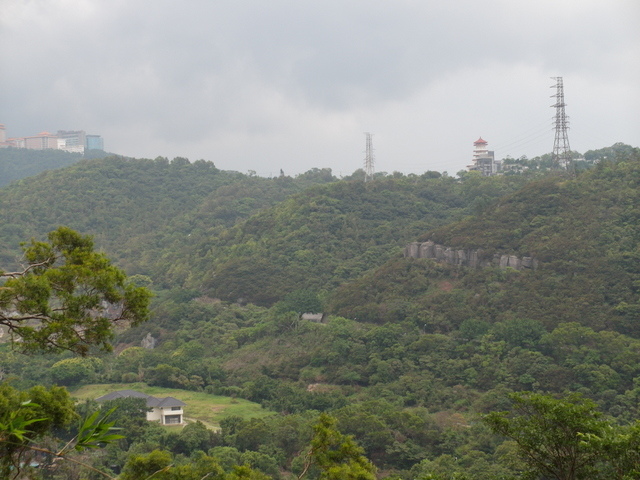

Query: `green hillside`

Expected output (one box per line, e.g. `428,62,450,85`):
332,154,640,335
0,147,85,187
0,154,532,300
2,145,640,478
0,156,335,283
188,173,532,305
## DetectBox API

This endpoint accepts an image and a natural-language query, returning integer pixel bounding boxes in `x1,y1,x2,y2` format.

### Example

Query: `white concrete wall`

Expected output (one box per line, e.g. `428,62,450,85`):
146,408,162,422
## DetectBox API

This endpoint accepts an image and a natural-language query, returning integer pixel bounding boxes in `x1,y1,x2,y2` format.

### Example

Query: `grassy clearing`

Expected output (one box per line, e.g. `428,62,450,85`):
70,382,274,428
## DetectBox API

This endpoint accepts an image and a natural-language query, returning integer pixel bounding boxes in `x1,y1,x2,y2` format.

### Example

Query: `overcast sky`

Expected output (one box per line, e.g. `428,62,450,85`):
1,0,638,176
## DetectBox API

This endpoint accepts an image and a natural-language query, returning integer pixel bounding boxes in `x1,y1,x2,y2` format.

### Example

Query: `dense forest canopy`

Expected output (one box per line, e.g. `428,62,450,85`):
1,144,639,479
0,156,336,276
0,146,108,188
192,173,534,305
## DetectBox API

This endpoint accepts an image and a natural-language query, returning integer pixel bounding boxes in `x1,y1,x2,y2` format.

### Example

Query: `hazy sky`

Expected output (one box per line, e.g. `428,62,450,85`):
1,0,638,176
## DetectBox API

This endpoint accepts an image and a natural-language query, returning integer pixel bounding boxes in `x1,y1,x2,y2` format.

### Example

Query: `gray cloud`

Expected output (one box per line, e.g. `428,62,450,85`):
1,0,638,175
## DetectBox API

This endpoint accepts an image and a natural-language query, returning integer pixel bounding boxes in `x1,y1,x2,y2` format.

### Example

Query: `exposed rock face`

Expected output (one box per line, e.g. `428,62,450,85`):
404,240,538,271
141,332,157,349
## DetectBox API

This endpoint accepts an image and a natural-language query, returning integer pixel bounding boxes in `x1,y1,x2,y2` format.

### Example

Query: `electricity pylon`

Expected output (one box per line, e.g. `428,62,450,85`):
364,132,374,182
550,77,572,172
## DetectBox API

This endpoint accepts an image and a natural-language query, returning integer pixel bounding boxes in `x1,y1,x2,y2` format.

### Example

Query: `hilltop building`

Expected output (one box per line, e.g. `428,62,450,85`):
14,131,59,150
86,134,104,151
467,137,501,176
56,130,87,153
0,124,103,153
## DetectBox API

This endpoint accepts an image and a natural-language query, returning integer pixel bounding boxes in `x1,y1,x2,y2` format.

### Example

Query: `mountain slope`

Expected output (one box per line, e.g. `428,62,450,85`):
189,174,533,305
0,147,85,187
0,156,335,281
331,150,640,337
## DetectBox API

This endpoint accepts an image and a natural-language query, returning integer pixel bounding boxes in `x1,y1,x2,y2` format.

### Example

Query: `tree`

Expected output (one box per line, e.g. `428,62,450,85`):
98,396,151,448
581,421,640,480
49,356,102,385
0,227,151,355
120,449,271,480
173,421,216,455
297,413,376,480
0,228,150,477
119,449,173,480
279,289,323,315
0,383,124,479
483,392,608,480
0,383,75,478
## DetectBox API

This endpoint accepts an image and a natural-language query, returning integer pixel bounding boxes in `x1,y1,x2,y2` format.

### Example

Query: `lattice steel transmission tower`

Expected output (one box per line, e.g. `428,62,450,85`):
550,77,572,171
364,132,375,182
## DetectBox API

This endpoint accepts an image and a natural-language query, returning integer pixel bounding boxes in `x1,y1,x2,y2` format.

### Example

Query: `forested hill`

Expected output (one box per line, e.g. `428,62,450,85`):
331,148,640,336
1,147,637,315
102,146,640,477
3,146,640,479
0,147,85,187
0,155,336,272
179,173,538,305
179,146,639,308
0,153,534,295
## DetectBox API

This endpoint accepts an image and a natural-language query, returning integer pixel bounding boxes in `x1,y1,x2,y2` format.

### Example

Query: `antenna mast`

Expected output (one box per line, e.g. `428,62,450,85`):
364,132,374,182
550,77,572,171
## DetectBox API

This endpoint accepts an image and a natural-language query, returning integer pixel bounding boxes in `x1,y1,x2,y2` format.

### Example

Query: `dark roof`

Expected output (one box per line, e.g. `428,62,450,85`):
95,390,185,408
148,396,186,408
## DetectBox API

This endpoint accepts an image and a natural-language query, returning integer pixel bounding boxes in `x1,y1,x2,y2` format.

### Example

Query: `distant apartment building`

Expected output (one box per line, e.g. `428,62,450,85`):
0,124,103,153
86,134,104,151
57,130,87,153
467,137,501,176
16,131,60,150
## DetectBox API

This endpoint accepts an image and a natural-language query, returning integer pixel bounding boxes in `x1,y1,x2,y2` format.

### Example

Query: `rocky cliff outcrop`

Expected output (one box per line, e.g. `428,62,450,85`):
141,332,157,349
404,240,538,271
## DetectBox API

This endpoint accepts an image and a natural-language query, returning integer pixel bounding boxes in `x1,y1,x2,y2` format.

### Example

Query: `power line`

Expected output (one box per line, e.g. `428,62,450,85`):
492,120,554,154
497,131,554,159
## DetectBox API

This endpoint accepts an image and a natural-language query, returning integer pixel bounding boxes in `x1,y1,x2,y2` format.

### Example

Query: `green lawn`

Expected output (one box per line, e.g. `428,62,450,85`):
70,382,274,429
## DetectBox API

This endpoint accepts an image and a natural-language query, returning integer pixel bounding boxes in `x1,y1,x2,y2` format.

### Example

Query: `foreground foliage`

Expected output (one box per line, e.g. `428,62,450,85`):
0,383,126,480
0,227,151,355
484,392,640,480
297,413,376,480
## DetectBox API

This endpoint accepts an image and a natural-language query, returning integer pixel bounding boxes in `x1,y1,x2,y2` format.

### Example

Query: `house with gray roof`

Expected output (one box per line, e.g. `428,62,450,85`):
96,389,186,425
